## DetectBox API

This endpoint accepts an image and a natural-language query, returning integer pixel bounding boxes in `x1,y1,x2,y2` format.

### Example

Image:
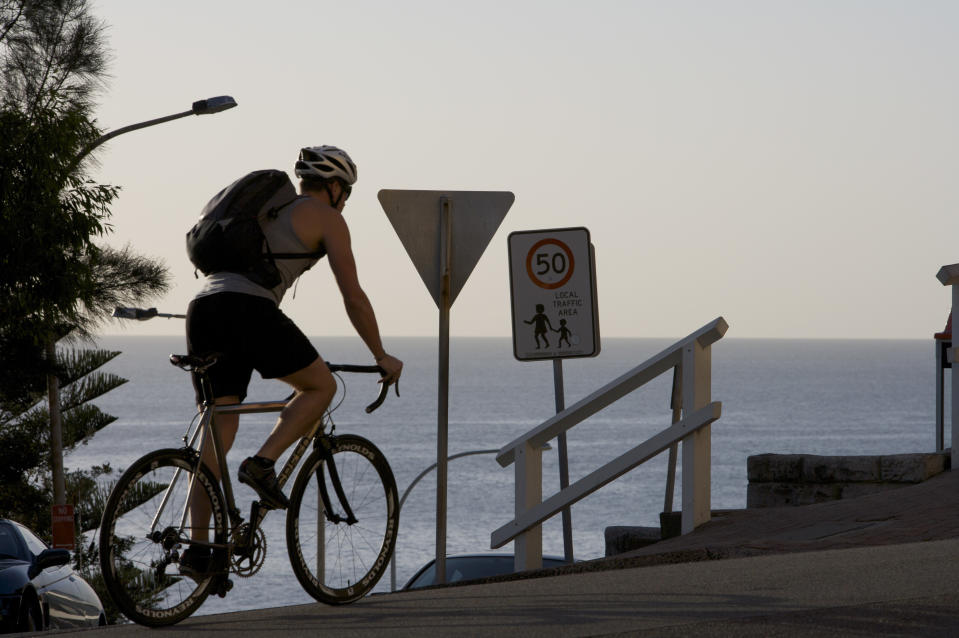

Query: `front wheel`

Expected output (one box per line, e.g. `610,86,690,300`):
98,449,227,626
286,435,399,604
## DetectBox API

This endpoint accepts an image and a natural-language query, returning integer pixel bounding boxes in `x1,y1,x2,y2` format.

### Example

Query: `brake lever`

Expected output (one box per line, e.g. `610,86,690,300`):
365,368,399,414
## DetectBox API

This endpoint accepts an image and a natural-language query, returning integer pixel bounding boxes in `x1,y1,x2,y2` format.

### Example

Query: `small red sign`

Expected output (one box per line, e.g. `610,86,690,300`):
51,504,75,550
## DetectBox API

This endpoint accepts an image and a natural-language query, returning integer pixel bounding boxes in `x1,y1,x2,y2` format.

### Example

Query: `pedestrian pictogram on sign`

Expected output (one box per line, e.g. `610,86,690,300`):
509,227,600,361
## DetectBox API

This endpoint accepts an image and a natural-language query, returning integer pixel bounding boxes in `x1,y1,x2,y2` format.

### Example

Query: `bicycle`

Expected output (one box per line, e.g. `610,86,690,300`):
97,353,400,627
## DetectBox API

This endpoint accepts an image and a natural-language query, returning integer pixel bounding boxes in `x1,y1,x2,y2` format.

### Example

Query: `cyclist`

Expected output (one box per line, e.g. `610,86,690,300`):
181,145,403,575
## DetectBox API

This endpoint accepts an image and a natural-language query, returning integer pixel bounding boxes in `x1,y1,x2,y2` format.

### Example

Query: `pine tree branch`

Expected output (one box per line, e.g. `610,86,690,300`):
0,1,26,46
60,371,125,410
56,348,120,386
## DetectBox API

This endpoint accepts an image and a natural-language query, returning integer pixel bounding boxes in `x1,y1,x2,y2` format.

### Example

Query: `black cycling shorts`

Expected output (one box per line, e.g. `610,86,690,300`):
186,292,319,403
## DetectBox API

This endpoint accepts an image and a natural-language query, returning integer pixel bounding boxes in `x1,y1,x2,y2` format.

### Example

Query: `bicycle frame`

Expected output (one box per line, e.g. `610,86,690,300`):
150,359,390,555
148,397,316,554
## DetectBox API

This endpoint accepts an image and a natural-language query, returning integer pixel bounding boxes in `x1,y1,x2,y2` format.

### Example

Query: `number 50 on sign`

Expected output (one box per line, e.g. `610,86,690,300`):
508,227,600,361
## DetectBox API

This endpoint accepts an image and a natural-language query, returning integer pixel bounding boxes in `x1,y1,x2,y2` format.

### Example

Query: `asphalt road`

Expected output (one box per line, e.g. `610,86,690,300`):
51,537,959,637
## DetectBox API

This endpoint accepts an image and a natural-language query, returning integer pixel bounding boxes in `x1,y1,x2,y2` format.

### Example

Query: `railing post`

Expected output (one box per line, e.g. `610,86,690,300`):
513,441,543,571
664,366,681,513
681,340,712,534
937,264,959,468
936,338,946,452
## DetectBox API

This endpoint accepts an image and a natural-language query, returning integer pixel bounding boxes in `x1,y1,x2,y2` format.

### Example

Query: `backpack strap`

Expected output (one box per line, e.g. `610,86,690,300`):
266,246,326,260
263,195,326,260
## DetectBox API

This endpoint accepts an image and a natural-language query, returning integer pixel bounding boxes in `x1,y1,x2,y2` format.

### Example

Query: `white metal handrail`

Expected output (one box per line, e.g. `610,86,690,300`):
491,317,728,572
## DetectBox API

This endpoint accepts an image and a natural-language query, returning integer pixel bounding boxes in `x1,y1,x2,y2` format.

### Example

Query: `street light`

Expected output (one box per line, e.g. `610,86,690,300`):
64,95,237,176
389,443,552,591
49,97,236,507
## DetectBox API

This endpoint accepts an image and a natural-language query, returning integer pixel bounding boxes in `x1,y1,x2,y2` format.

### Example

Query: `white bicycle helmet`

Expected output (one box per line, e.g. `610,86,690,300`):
295,145,358,185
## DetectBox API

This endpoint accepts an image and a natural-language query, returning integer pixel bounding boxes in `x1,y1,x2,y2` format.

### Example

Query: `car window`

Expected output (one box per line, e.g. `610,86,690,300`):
12,522,49,557
407,563,436,589
0,524,24,559
448,556,514,582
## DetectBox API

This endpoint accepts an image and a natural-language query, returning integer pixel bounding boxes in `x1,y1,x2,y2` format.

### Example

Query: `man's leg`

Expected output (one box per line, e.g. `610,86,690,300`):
236,359,336,509
190,396,240,544
257,358,337,460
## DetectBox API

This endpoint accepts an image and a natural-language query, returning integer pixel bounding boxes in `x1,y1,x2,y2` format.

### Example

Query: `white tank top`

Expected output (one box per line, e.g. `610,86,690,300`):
194,199,324,305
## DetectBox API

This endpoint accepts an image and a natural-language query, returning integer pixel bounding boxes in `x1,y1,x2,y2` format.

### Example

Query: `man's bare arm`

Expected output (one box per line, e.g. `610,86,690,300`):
322,211,402,383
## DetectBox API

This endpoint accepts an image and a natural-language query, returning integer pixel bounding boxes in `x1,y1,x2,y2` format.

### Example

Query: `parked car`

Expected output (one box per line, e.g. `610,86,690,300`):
403,553,572,590
0,518,104,632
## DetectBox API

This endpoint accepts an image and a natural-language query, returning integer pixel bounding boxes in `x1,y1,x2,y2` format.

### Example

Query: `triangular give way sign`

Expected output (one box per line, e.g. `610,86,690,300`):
378,190,514,307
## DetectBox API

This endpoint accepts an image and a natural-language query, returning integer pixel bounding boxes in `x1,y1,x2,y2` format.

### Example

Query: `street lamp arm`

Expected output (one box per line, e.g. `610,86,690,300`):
398,449,500,512
86,110,194,157
389,444,551,591
66,109,193,177
390,448,499,592
63,95,237,179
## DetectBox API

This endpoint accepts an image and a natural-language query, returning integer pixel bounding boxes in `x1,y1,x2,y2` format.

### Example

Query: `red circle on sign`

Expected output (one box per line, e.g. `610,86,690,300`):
526,238,575,290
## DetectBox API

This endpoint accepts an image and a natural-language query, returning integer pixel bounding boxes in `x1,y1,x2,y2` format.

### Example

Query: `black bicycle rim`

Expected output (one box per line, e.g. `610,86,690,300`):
98,449,226,626
286,435,398,604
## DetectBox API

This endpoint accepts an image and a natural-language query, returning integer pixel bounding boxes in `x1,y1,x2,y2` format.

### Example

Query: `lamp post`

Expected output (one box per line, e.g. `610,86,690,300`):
49,97,236,507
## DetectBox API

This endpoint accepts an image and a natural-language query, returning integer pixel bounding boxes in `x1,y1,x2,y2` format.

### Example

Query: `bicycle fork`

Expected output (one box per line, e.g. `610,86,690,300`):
314,436,358,525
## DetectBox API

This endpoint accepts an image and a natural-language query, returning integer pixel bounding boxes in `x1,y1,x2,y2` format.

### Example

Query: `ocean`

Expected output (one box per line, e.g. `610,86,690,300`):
66,334,943,614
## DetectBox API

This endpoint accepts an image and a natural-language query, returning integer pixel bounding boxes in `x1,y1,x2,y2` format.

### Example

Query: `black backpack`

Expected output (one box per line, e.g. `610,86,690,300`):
186,169,322,289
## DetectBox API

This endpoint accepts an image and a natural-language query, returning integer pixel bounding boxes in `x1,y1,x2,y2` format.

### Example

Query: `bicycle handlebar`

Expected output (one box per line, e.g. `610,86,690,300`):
325,362,399,414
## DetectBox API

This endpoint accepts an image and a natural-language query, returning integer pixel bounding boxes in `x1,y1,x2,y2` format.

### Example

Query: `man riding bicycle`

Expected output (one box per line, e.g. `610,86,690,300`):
182,145,403,575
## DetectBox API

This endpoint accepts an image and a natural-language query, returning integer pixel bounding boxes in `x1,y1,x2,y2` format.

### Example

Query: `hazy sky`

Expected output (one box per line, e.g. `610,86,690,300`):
88,0,958,340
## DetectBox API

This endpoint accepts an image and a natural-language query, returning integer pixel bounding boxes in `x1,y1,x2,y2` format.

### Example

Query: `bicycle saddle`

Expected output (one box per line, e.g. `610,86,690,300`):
169,353,220,373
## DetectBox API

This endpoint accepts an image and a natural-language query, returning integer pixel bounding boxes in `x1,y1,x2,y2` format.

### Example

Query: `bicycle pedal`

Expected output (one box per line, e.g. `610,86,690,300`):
215,577,233,598
253,499,276,512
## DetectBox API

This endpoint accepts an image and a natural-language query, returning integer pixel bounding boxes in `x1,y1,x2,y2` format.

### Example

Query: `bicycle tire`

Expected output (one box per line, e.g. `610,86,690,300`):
99,448,227,626
286,434,399,604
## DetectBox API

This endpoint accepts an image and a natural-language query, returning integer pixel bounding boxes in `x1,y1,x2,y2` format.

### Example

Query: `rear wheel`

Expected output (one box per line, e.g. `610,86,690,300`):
99,449,227,626
286,435,398,604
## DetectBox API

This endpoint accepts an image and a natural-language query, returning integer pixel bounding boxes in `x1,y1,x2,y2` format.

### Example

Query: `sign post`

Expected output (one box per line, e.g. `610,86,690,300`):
380,189,514,583
508,227,599,563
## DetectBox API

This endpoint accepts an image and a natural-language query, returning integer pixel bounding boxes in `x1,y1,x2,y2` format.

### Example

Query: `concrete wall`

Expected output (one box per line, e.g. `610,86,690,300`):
747,452,951,508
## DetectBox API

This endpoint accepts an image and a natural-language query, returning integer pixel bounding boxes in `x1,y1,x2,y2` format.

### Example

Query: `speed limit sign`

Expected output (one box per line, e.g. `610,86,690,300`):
509,227,599,361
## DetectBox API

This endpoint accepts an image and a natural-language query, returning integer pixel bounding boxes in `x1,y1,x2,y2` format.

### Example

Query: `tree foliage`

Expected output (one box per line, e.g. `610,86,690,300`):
1,1,172,623
0,344,123,530
0,342,130,624
0,93,120,343
0,0,126,343
1,0,109,114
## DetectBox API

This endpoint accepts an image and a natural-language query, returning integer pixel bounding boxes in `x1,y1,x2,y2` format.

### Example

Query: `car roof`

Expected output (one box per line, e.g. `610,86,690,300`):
437,553,569,560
